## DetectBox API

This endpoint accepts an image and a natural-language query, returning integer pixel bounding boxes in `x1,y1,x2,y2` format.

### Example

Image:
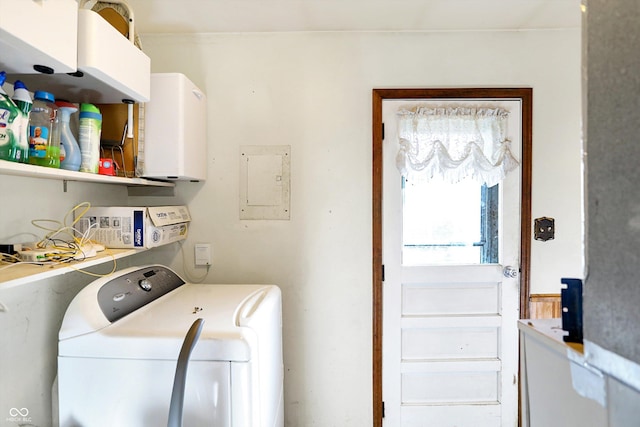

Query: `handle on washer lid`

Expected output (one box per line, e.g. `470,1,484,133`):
167,318,204,427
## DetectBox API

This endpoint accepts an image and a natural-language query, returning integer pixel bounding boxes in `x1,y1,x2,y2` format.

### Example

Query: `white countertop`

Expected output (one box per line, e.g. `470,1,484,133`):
518,318,584,355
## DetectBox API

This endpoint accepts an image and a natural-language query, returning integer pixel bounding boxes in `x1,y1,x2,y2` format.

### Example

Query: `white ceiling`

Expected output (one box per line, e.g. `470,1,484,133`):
124,0,581,34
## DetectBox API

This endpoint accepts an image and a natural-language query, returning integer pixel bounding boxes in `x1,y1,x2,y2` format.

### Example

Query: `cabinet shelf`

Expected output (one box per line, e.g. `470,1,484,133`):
0,159,174,188
0,248,144,290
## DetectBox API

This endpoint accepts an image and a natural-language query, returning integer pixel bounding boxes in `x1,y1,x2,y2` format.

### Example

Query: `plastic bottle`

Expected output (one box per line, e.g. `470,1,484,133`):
78,103,102,173
0,71,21,162
10,80,32,163
56,101,81,171
29,90,60,168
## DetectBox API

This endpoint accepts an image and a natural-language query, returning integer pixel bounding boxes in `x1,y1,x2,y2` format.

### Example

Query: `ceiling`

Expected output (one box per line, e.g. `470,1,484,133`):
123,0,582,34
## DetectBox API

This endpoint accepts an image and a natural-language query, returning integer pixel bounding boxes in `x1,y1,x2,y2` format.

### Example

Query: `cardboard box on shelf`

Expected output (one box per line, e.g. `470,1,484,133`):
75,206,190,249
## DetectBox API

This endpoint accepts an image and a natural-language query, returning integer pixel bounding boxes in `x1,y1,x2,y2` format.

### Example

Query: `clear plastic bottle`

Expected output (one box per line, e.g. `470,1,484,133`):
56,101,81,171
10,80,32,163
0,71,21,162
78,103,102,173
29,90,60,168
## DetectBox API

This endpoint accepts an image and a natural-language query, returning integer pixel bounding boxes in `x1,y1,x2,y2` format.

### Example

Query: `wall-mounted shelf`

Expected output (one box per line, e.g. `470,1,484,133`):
0,248,143,290
0,160,174,189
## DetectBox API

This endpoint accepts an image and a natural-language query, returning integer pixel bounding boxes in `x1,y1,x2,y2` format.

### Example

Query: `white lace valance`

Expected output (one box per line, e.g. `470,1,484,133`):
396,106,519,187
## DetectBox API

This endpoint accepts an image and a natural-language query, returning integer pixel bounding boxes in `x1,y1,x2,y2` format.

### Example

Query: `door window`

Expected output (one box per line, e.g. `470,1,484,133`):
402,178,499,265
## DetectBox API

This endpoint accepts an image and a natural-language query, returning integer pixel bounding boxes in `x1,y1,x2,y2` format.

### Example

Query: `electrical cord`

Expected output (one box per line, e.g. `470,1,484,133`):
0,202,117,278
31,202,95,249
62,247,118,277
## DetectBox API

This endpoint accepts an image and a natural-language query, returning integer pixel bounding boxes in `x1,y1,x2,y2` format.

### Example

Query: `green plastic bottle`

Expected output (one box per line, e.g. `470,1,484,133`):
0,71,21,162
78,103,102,173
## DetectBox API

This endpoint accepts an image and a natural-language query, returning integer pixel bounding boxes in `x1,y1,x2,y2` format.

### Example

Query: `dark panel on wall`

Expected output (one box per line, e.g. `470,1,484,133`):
585,0,640,365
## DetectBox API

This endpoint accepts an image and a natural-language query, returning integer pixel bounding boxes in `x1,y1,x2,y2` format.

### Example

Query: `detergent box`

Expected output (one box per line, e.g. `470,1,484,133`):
75,206,190,249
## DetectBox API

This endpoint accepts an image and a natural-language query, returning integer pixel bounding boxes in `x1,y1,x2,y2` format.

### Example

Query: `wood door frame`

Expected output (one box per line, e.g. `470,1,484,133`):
372,88,533,427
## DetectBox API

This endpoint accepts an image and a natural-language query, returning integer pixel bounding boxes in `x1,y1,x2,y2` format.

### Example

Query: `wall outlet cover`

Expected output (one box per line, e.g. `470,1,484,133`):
194,243,212,266
534,217,555,241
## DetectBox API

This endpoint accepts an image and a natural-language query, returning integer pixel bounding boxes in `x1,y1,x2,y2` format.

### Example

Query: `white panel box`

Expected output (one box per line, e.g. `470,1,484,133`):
240,145,291,220
143,73,207,181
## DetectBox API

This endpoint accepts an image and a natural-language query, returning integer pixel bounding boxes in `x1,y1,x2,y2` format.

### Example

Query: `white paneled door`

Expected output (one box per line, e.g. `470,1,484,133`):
381,98,523,427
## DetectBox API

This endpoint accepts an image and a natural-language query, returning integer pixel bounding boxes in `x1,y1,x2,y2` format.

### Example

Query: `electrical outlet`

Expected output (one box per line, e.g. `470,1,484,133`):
194,243,212,266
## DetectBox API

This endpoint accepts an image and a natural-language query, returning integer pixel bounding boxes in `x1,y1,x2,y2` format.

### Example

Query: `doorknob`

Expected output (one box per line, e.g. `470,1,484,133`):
503,266,519,278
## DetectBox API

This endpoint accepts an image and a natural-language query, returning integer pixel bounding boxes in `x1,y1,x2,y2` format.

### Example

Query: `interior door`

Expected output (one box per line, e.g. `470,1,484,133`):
372,89,532,427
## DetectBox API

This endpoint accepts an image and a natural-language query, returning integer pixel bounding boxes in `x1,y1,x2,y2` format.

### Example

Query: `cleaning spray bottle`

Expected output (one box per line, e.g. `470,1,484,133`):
11,80,32,163
55,101,81,171
0,71,21,162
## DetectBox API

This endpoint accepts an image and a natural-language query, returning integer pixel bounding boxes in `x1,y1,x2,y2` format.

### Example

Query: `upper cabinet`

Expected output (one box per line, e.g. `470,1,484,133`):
0,0,77,75
0,0,150,104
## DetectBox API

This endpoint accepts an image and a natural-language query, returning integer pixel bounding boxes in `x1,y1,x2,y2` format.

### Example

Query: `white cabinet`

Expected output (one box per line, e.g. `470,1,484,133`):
0,0,77,75
519,319,607,427
1,2,150,104
143,73,207,181
74,9,150,103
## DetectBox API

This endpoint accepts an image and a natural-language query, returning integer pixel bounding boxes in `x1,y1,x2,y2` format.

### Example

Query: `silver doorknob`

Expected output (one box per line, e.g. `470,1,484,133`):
503,266,519,278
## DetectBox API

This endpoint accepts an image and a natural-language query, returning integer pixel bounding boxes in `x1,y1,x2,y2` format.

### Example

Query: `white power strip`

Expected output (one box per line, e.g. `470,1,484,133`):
18,243,105,262
18,249,66,263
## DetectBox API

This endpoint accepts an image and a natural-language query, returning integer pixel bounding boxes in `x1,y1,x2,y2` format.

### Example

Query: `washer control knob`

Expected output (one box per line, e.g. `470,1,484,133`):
139,279,153,292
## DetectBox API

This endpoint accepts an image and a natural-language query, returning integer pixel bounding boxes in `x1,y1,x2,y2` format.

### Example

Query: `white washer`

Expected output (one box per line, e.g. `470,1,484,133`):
57,264,283,427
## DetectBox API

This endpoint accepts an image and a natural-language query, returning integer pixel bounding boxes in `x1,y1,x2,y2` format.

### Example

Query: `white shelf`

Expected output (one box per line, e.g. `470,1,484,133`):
0,248,143,290
0,160,174,188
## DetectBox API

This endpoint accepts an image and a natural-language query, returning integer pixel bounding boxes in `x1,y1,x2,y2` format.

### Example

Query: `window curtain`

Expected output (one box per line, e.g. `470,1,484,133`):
396,106,519,187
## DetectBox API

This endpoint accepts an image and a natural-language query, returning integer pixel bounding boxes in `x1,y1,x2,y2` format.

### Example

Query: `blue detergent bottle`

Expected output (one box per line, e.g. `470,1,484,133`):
55,101,81,171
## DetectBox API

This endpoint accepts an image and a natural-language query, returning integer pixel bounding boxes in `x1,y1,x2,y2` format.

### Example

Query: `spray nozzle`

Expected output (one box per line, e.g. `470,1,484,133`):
55,101,78,122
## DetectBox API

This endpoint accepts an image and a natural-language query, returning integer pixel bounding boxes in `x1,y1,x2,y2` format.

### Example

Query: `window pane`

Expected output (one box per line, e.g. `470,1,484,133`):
402,179,491,265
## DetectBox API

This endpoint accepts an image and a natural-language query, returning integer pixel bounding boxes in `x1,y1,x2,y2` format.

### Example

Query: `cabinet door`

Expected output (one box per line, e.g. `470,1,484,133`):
0,0,77,74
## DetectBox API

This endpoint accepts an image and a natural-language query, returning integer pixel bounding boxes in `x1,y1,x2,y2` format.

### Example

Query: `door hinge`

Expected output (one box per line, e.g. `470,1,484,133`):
382,401,385,418
381,264,385,282
382,123,385,140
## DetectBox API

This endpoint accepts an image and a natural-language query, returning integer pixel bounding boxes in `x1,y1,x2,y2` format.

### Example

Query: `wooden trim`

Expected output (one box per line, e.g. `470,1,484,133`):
530,294,562,319
372,89,384,427
520,89,533,319
372,88,533,427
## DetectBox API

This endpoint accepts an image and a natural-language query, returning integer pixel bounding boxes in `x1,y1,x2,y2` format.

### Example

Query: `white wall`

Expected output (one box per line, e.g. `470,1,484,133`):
0,28,581,426
140,29,582,425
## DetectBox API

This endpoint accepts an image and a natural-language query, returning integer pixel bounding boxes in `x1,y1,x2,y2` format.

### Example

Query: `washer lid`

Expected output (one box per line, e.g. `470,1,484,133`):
59,283,278,362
